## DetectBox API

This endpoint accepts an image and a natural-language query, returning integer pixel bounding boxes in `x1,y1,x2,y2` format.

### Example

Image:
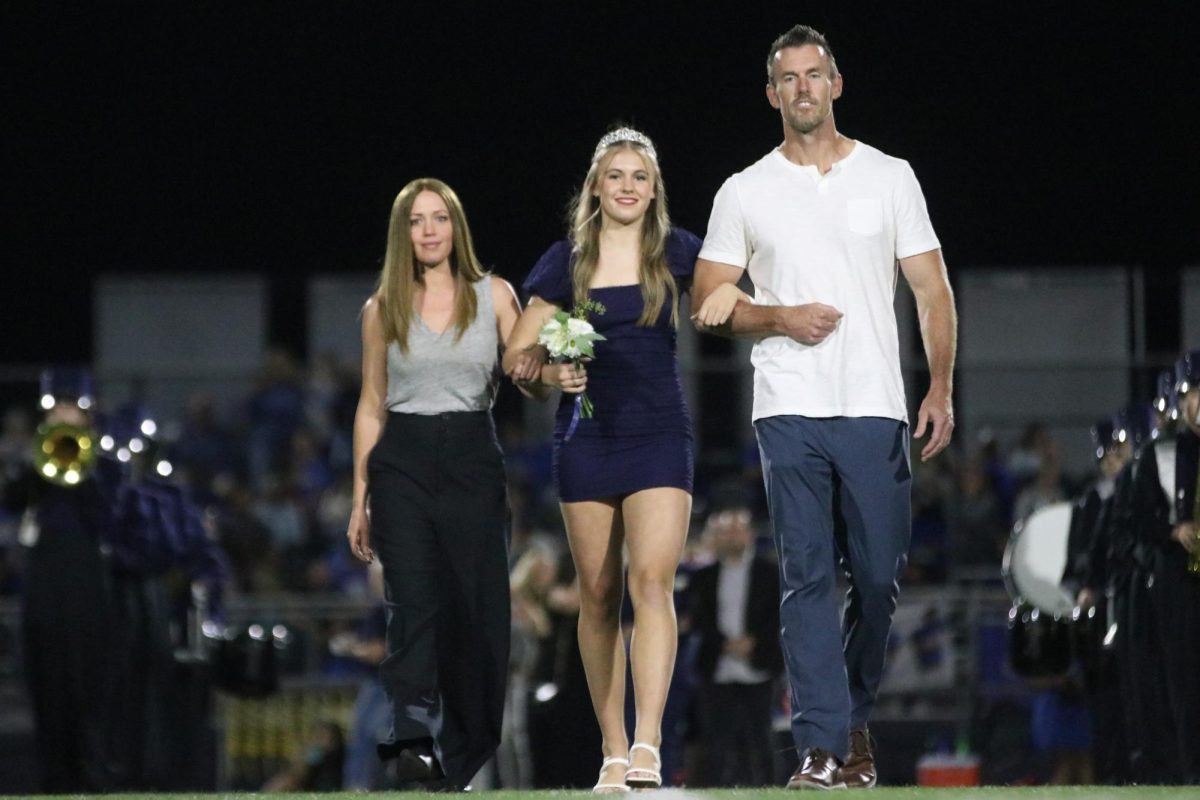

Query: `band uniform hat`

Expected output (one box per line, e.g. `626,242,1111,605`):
1089,418,1115,460
1154,369,1178,423
1156,369,1176,411
38,366,95,411
1176,349,1200,396
1111,405,1153,450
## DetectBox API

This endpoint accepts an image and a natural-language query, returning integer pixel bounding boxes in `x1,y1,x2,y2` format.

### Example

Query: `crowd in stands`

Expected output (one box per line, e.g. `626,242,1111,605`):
0,350,1098,789
0,352,1088,604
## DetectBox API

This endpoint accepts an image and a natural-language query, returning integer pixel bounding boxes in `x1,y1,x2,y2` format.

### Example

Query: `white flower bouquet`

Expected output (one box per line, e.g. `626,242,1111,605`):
537,304,606,419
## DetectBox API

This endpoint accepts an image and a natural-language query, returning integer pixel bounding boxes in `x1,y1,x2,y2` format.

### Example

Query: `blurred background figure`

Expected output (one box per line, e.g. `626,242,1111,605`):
2,369,116,792
0,372,230,793
1062,416,1128,785
1101,405,1178,784
687,496,781,786
171,392,241,500
262,719,346,792
504,537,559,789
1014,434,1065,524
947,454,1009,574
517,546,598,788
332,560,389,791
1158,351,1200,783
246,348,306,491
100,402,229,791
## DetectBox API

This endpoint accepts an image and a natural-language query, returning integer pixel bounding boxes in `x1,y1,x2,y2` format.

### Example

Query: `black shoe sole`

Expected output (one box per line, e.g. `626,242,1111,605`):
392,748,438,783
786,777,848,790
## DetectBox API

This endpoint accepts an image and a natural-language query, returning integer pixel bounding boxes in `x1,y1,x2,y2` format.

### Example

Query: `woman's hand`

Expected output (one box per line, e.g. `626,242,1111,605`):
691,282,750,327
347,503,374,563
508,344,548,383
543,361,588,394
1173,523,1198,554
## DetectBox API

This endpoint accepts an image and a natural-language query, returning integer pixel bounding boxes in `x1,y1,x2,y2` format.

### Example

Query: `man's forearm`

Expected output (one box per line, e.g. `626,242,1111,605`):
916,285,957,391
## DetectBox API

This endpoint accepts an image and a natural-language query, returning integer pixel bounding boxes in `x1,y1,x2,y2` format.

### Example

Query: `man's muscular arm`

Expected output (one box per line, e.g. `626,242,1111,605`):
900,247,957,461
692,258,841,343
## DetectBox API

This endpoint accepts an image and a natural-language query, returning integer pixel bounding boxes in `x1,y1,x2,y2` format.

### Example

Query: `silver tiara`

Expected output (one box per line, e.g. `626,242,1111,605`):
592,127,657,163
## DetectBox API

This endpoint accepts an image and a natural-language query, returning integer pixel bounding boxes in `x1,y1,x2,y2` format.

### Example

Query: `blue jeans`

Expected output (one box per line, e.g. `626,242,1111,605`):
755,415,911,759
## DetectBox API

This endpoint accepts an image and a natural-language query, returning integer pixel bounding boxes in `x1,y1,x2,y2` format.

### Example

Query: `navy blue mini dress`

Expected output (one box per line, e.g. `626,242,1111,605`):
523,228,701,502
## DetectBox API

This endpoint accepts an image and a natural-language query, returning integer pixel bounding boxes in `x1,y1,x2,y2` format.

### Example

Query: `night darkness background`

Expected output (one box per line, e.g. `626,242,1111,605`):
2,3,1196,365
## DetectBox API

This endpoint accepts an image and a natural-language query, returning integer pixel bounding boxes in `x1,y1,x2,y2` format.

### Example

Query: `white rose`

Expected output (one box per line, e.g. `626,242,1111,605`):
566,317,594,336
563,317,596,358
537,320,570,355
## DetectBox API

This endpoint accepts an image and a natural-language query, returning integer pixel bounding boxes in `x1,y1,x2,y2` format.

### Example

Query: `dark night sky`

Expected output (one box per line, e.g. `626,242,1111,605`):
2,3,1196,364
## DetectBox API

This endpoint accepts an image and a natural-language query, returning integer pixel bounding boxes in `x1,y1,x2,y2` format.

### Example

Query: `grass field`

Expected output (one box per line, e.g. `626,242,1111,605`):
7,788,1198,800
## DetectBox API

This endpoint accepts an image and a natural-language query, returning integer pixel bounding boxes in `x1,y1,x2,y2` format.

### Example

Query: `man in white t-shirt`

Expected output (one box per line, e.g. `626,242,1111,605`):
692,24,958,790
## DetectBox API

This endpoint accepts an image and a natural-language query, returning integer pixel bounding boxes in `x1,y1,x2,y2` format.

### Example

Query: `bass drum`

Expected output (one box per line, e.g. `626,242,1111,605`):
1002,501,1077,678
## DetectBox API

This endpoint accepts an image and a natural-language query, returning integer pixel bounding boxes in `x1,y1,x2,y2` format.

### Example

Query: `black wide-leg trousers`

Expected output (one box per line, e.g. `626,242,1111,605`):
368,410,510,788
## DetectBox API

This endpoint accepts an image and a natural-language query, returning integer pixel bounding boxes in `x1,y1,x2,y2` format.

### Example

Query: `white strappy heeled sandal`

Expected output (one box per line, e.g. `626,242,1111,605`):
625,742,662,790
593,756,631,793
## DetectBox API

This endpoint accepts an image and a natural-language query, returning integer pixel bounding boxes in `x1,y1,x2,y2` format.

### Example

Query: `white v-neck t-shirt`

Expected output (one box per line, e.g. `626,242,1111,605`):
699,142,941,423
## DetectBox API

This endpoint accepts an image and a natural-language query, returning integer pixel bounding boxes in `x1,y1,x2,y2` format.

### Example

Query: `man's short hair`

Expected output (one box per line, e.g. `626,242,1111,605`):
766,24,838,83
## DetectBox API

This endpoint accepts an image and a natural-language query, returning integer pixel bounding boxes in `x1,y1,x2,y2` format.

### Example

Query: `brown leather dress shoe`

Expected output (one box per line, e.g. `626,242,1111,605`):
839,729,877,788
787,748,846,790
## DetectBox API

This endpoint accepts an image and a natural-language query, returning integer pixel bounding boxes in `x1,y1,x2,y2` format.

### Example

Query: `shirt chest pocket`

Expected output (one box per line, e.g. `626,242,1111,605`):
846,198,884,237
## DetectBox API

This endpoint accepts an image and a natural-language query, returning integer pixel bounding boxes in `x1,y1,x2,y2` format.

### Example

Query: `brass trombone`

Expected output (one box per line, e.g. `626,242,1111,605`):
33,422,97,486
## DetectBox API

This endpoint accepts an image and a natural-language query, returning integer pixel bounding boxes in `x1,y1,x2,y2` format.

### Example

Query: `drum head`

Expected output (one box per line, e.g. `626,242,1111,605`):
1003,501,1075,617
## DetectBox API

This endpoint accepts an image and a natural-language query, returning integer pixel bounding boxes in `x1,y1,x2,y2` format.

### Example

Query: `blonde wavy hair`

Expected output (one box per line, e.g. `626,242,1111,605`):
567,137,677,327
376,178,488,353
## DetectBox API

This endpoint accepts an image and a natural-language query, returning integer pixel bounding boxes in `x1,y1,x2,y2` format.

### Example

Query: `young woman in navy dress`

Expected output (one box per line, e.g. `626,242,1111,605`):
347,178,533,789
503,129,744,791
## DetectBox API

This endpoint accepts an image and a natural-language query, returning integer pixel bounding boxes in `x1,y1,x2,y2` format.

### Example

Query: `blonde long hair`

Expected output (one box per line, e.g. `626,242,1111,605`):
376,178,488,353
567,139,677,327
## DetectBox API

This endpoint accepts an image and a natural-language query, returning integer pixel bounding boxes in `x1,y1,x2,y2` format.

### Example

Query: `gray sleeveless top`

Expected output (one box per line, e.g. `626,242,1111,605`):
385,278,499,413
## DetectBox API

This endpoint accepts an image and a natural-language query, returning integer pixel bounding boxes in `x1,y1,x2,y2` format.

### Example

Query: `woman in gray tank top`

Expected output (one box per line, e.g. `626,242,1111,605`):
346,177,534,789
